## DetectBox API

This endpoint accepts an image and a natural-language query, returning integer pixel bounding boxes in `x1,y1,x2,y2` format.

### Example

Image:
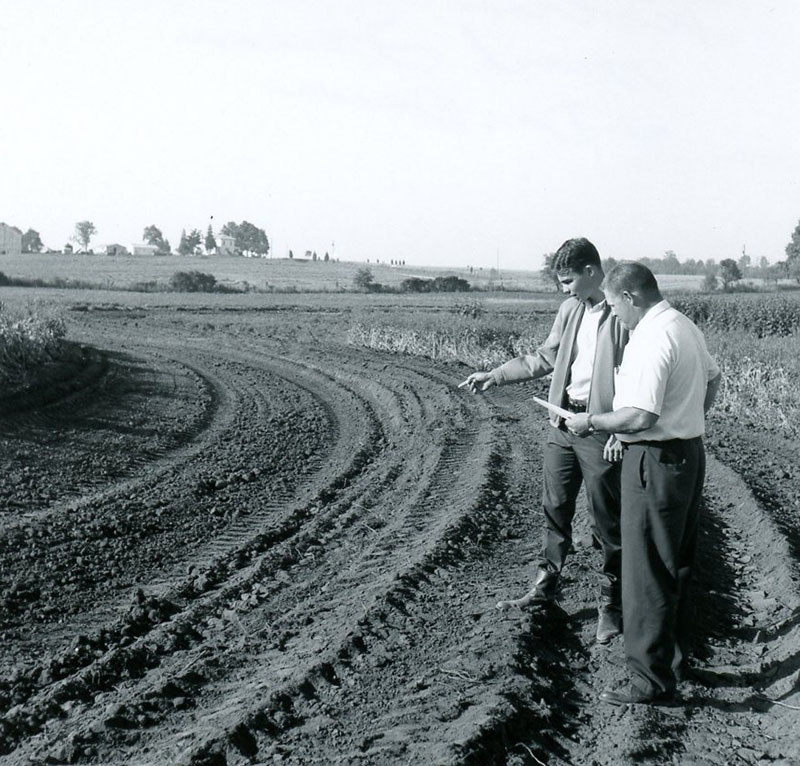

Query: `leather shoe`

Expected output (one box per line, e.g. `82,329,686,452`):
528,567,559,602
595,604,622,644
495,568,558,609
599,684,675,706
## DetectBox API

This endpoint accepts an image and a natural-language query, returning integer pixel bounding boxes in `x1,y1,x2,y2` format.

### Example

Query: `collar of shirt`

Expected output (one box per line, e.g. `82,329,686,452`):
631,299,670,336
584,298,606,315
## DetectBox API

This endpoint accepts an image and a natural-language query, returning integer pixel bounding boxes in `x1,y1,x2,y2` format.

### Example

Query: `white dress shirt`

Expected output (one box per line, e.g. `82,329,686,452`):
566,299,605,402
613,301,720,442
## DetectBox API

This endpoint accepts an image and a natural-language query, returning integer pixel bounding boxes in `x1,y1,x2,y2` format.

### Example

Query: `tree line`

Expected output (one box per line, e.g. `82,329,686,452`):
353,268,470,293
16,220,270,257
540,219,800,291
15,217,800,287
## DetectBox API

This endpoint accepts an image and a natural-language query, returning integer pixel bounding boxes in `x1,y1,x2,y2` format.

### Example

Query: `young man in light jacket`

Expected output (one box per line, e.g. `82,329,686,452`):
461,238,628,643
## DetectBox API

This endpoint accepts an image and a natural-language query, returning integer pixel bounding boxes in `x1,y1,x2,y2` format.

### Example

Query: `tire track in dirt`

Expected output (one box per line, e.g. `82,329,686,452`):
0,340,380,754
116,366,546,766
0,348,219,532
0,345,240,647
4,334,500,760
113,432,508,764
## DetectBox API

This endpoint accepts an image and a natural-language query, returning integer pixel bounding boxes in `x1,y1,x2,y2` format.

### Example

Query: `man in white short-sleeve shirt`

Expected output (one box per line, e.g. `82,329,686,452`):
613,300,719,442
566,262,721,706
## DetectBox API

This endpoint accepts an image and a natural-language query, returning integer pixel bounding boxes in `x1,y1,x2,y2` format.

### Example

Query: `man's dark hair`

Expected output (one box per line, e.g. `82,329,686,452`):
552,237,601,273
605,262,661,298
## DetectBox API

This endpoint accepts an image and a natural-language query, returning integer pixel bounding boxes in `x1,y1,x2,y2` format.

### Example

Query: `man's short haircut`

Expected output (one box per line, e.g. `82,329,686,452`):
552,238,601,273
605,262,661,298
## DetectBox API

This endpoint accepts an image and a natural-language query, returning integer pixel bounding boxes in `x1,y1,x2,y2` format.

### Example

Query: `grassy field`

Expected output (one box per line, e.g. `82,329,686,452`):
0,253,549,292
0,252,706,293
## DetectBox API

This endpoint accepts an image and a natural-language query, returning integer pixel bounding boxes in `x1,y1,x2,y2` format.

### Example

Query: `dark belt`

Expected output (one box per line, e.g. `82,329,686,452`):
627,436,703,448
566,397,587,413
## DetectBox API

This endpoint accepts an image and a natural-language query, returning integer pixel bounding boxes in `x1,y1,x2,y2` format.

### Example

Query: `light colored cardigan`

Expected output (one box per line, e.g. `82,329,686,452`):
490,296,628,427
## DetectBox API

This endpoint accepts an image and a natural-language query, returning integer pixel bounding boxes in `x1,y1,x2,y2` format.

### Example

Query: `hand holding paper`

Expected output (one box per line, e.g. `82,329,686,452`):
532,396,571,419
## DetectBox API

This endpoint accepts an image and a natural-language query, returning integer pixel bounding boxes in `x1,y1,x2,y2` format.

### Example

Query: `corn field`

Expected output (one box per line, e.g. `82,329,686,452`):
671,294,800,337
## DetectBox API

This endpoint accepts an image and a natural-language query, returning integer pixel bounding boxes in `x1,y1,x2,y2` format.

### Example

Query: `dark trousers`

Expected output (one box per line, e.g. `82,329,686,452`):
621,437,705,694
540,425,622,598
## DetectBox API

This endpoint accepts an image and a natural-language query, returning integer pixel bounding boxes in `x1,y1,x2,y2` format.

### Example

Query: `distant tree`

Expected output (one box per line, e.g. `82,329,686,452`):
767,261,788,285
324,251,330,262
288,249,294,259
540,252,560,291
682,258,705,275
205,225,216,253
221,220,269,256
702,272,718,292
312,251,318,261
353,267,374,291
74,221,97,252
188,229,202,253
178,228,202,255
143,225,171,254
788,258,800,284
718,259,742,290
21,229,44,253
783,219,800,283
662,250,680,274
786,222,800,281
738,252,751,276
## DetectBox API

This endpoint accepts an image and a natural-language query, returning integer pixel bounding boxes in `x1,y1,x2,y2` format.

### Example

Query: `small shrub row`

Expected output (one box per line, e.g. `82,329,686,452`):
347,311,549,369
0,271,105,291
0,269,248,294
400,276,471,293
0,302,67,388
167,271,251,293
168,271,218,292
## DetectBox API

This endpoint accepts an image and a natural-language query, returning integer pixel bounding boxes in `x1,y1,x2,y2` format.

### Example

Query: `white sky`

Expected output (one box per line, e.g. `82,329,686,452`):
2,0,799,268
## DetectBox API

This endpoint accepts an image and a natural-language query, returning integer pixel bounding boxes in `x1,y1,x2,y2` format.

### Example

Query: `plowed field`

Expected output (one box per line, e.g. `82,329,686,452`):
1,303,799,766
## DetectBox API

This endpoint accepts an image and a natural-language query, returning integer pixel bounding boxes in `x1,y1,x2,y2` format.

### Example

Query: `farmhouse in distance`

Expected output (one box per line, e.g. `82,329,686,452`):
0,222,22,255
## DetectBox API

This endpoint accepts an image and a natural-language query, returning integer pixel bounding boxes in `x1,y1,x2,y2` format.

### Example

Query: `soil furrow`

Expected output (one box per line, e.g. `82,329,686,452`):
9,377,499,763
